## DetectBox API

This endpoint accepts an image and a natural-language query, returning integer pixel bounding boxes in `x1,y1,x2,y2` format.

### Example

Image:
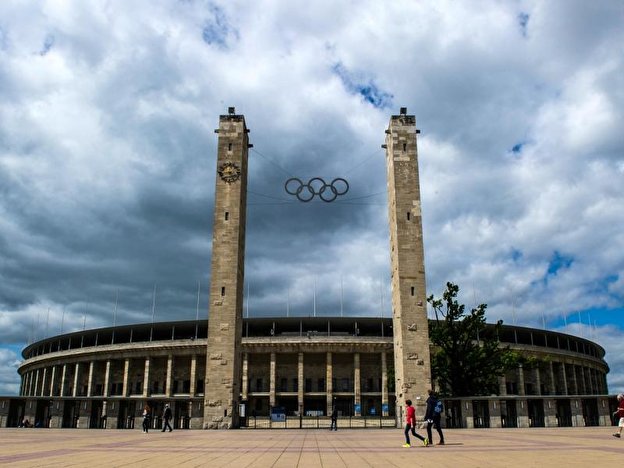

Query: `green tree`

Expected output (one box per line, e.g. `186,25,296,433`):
427,282,517,397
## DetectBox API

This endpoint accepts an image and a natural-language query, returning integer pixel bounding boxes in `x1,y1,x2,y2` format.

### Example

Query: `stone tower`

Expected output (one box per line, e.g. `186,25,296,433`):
204,108,249,429
383,108,432,416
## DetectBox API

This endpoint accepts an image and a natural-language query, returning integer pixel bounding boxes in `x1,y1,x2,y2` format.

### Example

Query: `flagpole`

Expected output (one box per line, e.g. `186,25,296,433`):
246,281,250,318
195,280,200,339
150,284,156,341
112,290,119,344
113,290,119,327
313,277,316,317
340,275,344,317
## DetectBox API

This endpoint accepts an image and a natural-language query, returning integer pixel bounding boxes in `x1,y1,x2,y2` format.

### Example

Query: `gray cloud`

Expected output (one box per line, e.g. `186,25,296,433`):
0,0,622,394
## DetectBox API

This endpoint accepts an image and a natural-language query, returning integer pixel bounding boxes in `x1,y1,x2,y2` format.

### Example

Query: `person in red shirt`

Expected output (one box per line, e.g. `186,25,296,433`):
403,399,428,447
613,393,624,439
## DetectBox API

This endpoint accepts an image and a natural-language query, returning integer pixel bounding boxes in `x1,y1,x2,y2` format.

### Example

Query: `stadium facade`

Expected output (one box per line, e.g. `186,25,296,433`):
0,316,617,430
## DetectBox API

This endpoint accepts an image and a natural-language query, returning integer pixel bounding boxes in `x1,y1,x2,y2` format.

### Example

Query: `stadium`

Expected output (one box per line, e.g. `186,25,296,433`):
0,316,617,430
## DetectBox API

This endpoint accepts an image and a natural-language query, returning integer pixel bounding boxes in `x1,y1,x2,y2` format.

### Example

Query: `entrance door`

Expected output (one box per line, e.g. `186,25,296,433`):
90,400,103,428
501,400,517,428
556,399,572,427
528,400,545,427
582,398,599,426
35,400,51,428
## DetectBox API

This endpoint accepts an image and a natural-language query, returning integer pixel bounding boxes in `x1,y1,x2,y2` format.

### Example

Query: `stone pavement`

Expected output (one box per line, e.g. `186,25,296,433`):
0,427,622,467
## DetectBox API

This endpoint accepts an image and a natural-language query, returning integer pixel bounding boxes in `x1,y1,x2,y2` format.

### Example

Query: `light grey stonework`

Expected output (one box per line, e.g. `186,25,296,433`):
204,110,249,428
384,110,432,417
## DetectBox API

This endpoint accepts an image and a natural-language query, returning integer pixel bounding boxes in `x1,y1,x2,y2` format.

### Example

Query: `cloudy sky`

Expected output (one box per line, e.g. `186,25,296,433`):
1,0,623,395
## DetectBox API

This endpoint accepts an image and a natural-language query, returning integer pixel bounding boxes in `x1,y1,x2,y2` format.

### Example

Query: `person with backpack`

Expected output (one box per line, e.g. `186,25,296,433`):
424,389,445,445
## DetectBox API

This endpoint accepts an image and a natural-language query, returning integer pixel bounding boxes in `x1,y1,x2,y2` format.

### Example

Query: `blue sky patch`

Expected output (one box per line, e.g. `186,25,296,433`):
518,12,529,37
510,248,523,262
332,62,393,109
511,142,523,153
547,250,574,276
40,34,55,56
202,6,234,47
550,306,624,331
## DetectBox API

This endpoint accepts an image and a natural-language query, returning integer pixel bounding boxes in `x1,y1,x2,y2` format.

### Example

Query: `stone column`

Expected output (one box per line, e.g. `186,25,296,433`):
60,364,67,397
29,371,35,396
517,365,525,396
86,361,94,397
548,362,556,395
384,109,432,408
489,399,502,428
40,368,47,397
586,367,594,394
165,354,173,397
326,352,333,415
49,366,56,396
570,364,578,395
354,353,361,416
381,352,388,416
143,358,151,397
269,352,276,409
298,352,304,414
190,355,197,397
72,363,80,397
544,398,558,427
534,367,542,396
498,375,507,396
203,109,250,429
242,353,249,401
560,362,568,395
517,399,530,428
122,358,130,397
103,360,111,397
33,369,39,396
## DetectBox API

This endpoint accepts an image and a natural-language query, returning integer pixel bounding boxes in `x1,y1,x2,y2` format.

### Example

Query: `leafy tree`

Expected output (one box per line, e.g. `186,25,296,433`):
427,282,518,397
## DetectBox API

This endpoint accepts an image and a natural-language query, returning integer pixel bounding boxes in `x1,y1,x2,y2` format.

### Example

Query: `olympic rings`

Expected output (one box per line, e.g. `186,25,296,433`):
284,177,349,202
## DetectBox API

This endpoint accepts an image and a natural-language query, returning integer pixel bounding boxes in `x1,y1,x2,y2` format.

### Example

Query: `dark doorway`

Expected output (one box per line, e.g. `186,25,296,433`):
35,400,51,428
582,398,599,426
117,400,136,429
174,402,190,429
556,399,572,427
303,396,326,416
444,400,463,428
89,400,104,428
472,400,490,428
7,400,25,427
333,396,354,417
62,400,79,428
501,400,517,428
528,400,545,427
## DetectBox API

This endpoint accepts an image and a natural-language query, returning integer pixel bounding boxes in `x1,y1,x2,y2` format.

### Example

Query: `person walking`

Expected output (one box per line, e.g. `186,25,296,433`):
142,404,151,434
425,389,445,445
403,399,428,447
162,403,173,432
613,393,624,438
330,406,338,431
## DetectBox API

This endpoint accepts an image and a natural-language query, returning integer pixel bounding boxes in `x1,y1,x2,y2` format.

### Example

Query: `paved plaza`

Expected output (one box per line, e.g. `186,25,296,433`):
0,427,622,467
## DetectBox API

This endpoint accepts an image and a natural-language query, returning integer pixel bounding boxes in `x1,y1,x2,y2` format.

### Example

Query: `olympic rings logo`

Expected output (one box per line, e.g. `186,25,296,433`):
284,177,350,202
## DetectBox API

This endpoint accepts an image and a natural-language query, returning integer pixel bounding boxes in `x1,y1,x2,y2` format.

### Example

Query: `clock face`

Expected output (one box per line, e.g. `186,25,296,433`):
218,162,241,183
